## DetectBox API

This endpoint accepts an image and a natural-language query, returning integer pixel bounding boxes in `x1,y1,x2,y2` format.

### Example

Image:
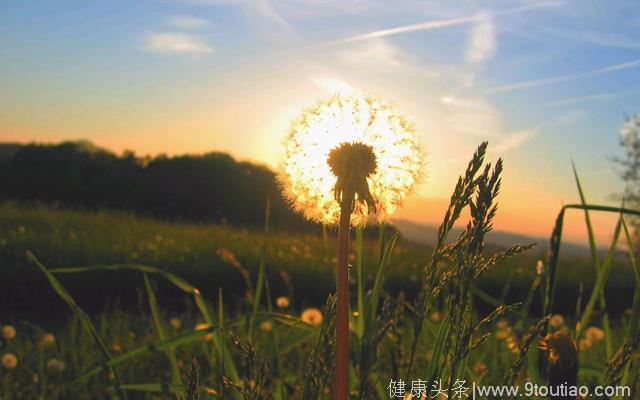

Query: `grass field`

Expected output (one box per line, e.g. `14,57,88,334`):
0,202,635,319
0,195,638,398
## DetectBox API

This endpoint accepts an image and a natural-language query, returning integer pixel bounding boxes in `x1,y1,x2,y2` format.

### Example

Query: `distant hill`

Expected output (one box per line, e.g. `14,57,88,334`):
393,218,592,257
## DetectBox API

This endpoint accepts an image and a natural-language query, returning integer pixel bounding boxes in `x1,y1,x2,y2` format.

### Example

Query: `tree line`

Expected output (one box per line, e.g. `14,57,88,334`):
0,140,312,231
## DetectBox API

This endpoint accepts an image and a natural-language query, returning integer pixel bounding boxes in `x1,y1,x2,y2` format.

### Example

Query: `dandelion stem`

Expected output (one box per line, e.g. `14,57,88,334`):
335,189,353,400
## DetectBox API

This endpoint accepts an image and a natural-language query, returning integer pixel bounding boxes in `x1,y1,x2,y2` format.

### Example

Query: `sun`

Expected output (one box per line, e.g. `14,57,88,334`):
278,93,424,225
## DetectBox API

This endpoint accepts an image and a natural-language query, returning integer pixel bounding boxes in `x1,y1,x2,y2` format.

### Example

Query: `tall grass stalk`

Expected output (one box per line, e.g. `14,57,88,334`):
26,251,128,400
406,142,488,380
355,226,365,339
572,165,614,357
248,197,271,339
143,273,182,386
47,262,241,386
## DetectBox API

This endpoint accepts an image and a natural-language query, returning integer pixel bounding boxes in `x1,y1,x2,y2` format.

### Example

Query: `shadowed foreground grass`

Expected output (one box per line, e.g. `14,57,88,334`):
0,202,635,320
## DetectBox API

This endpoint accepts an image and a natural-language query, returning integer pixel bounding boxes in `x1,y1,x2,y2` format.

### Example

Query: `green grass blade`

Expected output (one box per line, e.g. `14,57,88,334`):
107,383,218,397
620,218,640,387
572,162,601,271
499,269,514,303
575,214,622,343
143,273,182,386
217,288,225,395
622,218,640,290
545,208,565,318
572,164,613,358
377,223,387,264
355,225,365,338
249,197,270,339
26,251,128,400
365,233,398,331
425,310,451,384
322,223,330,264
470,285,527,321
72,320,248,385
574,282,584,324
521,270,541,320
544,203,640,319
263,276,287,400
49,262,240,385
563,204,640,216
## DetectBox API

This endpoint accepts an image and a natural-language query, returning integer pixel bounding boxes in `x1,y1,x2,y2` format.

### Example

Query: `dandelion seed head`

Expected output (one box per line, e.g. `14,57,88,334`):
278,93,424,225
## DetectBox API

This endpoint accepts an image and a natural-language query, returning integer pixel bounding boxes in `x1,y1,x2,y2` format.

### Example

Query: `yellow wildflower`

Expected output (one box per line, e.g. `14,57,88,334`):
301,308,323,326
2,353,17,369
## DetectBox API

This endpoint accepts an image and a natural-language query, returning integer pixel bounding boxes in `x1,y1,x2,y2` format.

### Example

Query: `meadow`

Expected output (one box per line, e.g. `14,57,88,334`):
1,147,639,399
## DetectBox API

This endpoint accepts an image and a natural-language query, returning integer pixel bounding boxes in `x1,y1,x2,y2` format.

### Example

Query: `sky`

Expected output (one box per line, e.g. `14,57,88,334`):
1,0,639,245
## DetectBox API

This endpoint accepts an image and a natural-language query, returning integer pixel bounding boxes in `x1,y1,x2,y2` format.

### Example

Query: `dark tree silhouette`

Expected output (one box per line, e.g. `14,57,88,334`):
0,141,311,231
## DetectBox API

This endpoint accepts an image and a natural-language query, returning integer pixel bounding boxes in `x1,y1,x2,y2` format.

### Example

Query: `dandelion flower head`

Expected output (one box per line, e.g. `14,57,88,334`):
37,333,55,349
2,325,16,340
276,296,290,309
549,314,565,329
585,326,605,342
300,307,323,326
2,353,17,369
279,93,424,225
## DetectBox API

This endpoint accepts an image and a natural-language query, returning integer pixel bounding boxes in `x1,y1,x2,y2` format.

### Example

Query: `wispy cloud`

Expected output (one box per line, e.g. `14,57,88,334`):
255,0,295,32
441,95,502,137
440,95,537,153
486,59,640,94
334,38,437,78
491,129,537,153
548,89,640,106
545,110,586,126
465,12,496,64
183,0,294,33
338,1,561,43
168,15,211,30
339,14,477,43
542,26,640,50
143,32,214,55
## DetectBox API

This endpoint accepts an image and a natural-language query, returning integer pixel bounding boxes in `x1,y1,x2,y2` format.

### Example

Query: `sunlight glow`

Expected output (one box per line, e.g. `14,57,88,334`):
278,93,424,225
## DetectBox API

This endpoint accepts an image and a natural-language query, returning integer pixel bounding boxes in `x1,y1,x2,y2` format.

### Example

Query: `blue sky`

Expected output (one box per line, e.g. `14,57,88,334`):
1,0,639,240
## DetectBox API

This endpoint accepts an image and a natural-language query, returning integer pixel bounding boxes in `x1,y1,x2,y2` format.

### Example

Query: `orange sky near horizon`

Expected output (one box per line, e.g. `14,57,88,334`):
394,194,622,247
